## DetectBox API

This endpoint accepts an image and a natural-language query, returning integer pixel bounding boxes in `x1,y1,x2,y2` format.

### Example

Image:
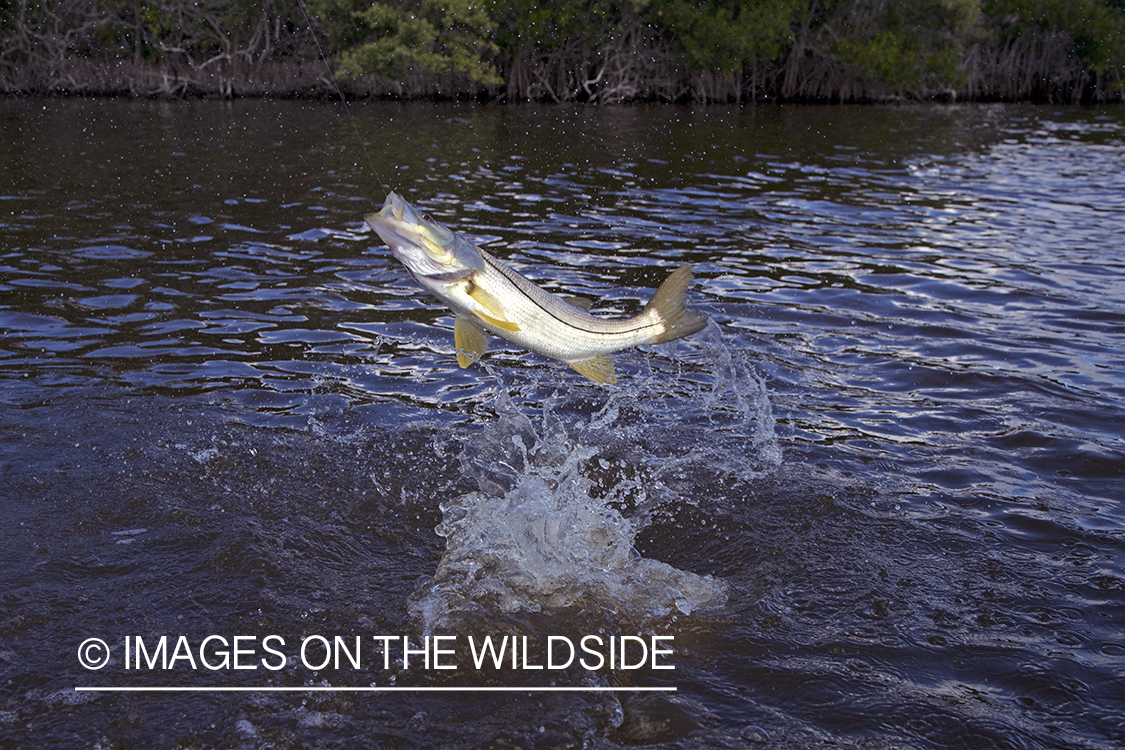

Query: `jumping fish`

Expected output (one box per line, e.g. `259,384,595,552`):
365,192,707,383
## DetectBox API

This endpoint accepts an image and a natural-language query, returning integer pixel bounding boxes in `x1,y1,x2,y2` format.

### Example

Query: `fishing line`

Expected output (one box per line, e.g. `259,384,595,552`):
295,0,390,197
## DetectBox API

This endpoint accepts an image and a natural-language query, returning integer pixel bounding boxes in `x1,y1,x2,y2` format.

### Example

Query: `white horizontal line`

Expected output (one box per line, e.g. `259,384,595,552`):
75,686,676,693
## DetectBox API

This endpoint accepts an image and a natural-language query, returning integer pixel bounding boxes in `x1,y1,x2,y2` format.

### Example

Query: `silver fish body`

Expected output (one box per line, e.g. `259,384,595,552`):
365,192,706,383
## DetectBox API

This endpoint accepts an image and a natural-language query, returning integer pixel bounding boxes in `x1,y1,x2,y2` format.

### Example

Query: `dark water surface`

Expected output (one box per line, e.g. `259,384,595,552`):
2,99,1123,749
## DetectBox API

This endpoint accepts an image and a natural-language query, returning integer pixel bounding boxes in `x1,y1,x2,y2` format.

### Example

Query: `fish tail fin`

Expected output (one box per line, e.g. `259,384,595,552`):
645,264,708,344
570,354,617,384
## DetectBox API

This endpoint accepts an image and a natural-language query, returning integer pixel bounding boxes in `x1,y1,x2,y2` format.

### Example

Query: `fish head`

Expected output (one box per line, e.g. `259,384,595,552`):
365,192,483,279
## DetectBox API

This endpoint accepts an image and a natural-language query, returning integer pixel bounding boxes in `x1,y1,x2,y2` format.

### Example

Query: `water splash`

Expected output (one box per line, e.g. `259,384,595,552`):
410,333,780,633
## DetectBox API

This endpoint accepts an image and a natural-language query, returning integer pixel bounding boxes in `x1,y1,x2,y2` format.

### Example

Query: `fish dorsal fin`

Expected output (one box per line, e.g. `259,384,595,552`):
468,283,520,332
644,264,708,344
570,354,617,384
454,316,489,368
562,295,594,312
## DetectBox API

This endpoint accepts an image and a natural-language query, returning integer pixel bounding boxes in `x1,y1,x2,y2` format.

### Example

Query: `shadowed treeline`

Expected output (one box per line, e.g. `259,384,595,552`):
2,0,1122,102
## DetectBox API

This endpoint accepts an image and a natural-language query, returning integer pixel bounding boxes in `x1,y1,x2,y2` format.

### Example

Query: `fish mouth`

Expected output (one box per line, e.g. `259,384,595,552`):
366,192,421,245
366,192,459,277
378,191,411,224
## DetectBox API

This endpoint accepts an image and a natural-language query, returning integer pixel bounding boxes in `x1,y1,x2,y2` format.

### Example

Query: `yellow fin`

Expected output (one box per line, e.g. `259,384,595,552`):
472,309,520,333
570,354,617,384
468,284,519,332
454,317,489,368
644,264,708,344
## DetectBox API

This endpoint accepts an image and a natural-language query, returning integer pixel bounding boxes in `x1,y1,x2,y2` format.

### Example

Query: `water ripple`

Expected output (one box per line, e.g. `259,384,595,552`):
1,99,1123,749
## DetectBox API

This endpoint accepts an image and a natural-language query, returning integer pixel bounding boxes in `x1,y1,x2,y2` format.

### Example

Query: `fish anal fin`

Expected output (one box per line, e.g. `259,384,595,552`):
454,316,489,368
570,354,617,384
468,284,519,332
644,264,708,344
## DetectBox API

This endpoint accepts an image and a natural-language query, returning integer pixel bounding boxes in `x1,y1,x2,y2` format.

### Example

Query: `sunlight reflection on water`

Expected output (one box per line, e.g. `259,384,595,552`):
1,99,1123,748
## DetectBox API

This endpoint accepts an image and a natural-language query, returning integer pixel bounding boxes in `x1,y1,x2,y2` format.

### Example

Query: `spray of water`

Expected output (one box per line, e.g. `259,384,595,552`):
410,331,780,634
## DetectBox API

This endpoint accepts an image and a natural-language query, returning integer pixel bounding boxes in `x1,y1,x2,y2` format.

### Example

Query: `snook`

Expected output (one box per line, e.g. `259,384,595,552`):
365,192,707,383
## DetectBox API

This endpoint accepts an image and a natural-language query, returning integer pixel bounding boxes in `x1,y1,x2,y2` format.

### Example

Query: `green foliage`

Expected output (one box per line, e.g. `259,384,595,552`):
329,0,501,84
652,0,802,75
1,0,1123,99
306,0,377,50
985,0,1125,81
831,0,980,92
490,0,618,54
501,0,559,49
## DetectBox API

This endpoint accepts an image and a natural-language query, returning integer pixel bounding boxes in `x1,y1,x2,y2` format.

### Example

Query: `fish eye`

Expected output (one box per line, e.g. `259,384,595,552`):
421,213,433,223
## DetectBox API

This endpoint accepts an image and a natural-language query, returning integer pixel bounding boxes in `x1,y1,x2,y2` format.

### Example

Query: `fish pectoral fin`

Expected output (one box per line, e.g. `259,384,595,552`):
468,285,520,332
570,354,617,384
471,309,520,333
454,316,489,368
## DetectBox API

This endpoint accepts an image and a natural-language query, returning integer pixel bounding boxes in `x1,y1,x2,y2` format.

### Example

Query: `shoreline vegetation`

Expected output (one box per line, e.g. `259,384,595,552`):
2,1,1122,104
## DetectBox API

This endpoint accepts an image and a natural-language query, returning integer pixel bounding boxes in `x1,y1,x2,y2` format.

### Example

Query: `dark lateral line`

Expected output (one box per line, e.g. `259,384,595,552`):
482,254,657,338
